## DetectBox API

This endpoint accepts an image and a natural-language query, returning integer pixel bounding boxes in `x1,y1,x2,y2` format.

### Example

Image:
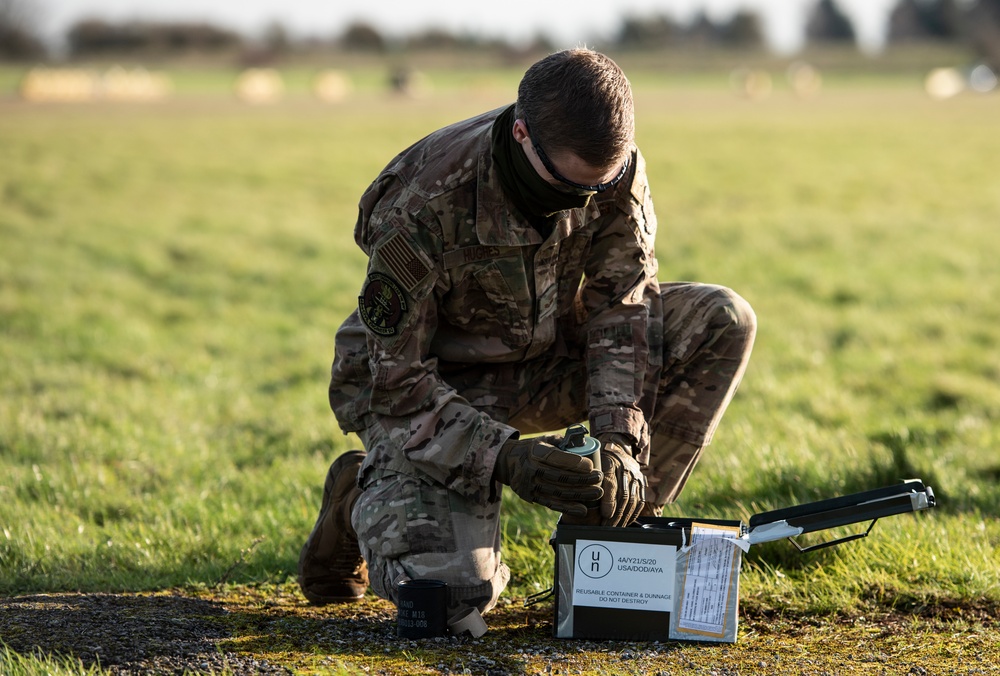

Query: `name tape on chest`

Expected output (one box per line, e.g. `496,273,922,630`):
442,245,520,269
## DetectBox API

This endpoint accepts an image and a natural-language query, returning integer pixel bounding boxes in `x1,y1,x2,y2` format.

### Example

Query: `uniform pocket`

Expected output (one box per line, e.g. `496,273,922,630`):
353,474,457,559
402,479,457,555
354,476,411,559
473,262,531,348
587,323,640,405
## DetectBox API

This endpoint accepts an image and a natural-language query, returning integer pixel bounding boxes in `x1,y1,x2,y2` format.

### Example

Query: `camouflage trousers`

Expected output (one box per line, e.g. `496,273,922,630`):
351,282,755,617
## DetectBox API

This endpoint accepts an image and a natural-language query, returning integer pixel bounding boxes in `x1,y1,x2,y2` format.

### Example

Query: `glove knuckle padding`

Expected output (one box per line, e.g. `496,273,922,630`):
499,437,601,513
599,441,647,527
533,445,578,469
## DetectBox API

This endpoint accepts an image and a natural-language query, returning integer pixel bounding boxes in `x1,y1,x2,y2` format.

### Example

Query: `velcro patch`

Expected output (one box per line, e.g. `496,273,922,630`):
378,231,430,293
358,272,408,337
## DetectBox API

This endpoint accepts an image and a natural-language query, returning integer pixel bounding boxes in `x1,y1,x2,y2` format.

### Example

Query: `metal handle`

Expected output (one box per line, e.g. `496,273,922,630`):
786,518,879,553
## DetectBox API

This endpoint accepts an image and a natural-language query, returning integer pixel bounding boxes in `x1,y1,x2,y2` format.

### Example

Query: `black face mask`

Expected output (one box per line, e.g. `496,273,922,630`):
491,105,592,218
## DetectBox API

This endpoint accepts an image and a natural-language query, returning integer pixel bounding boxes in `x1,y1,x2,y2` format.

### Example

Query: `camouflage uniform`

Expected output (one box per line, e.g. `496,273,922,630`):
328,106,756,618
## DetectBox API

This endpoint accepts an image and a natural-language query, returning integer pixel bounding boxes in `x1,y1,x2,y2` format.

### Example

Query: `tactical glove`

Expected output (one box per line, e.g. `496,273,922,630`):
596,433,646,527
494,436,603,517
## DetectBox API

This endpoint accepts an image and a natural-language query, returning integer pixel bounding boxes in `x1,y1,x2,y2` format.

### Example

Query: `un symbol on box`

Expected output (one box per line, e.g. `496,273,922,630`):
578,544,614,579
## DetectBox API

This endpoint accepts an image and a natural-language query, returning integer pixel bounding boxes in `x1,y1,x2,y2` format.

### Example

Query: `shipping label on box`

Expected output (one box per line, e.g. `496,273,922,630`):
674,522,743,640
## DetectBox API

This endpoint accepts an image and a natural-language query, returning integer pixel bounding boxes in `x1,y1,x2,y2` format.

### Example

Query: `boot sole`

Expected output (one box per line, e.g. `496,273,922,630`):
300,587,366,605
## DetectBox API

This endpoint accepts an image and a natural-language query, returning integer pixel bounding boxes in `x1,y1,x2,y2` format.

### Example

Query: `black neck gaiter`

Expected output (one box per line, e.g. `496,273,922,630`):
491,105,591,219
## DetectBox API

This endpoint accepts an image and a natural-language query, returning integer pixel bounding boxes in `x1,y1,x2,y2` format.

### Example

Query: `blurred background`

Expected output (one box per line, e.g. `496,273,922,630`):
2,0,998,101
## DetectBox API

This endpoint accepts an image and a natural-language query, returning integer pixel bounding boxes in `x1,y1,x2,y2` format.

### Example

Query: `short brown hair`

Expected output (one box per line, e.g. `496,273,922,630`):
515,48,634,169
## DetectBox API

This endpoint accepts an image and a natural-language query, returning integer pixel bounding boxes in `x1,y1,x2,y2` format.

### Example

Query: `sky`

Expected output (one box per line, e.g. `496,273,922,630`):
36,0,902,55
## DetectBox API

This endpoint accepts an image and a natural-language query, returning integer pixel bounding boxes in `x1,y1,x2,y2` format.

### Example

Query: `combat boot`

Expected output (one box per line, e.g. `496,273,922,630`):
298,450,368,604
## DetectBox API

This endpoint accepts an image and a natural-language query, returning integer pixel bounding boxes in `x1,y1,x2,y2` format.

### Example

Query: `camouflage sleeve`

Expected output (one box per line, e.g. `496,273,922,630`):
358,213,516,502
582,151,659,464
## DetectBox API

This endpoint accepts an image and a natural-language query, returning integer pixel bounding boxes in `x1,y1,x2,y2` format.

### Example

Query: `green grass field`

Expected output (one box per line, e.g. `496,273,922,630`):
2,63,999,672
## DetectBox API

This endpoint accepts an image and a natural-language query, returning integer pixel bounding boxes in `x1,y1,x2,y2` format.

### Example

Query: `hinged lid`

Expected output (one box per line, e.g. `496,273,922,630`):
747,479,936,552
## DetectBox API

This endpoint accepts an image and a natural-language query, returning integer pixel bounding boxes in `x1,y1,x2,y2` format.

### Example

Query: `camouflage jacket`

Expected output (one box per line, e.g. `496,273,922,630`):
329,105,660,503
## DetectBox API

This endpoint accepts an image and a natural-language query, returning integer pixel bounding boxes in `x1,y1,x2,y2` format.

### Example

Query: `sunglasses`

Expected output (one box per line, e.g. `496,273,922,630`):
525,120,630,194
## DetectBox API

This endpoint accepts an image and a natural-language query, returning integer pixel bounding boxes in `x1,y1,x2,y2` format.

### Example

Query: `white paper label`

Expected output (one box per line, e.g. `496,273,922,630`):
677,524,741,636
572,539,676,612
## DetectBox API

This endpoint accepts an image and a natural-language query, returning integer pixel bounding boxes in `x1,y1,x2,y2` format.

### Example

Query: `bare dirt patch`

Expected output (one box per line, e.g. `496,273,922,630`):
2,585,998,675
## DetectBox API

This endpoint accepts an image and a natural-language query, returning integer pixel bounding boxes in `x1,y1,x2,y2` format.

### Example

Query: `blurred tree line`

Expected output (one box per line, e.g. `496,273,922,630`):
64,20,243,57
1,0,999,70
0,0,45,59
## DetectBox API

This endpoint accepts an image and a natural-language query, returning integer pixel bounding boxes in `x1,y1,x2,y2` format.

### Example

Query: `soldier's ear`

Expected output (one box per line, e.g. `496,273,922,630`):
512,118,530,143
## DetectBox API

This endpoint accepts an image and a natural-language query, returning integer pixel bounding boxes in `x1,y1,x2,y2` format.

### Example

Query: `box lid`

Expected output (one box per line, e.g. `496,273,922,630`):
746,478,936,551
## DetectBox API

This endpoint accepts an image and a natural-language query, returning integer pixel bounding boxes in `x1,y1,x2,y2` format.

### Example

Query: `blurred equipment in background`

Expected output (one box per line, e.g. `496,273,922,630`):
729,66,772,100
786,61,823,98
234,68,284,104
924,67,966,99
19,66,171,103
968,63,998,92
100,66,171,101
313,69,352,103
388,66,429,98
19,67,96,102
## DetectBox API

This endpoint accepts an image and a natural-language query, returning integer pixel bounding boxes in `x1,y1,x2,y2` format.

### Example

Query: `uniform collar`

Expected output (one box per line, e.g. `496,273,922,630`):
475,122,600,246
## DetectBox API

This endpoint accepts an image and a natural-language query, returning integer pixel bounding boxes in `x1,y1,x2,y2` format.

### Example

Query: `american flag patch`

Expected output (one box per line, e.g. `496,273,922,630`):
378,231,430,292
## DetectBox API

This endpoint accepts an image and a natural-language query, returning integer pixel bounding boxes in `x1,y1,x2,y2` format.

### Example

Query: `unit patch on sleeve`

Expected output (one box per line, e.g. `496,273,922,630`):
358,272,408,337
